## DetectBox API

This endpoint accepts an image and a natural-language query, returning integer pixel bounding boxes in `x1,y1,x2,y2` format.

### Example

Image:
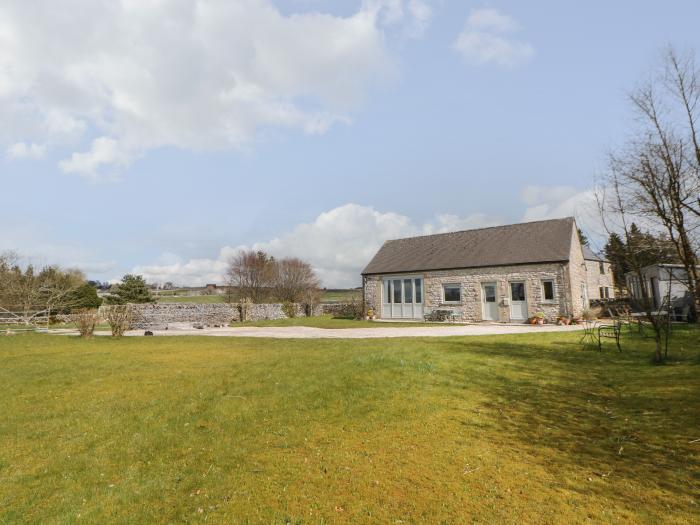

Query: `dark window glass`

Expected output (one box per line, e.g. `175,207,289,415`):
543,281,554,301
484,284,496,302
414,279,422,303
599,287,604,299
604,287,610,299
404,279,413,303
599,261,605,274
444,284,461,302
385,280,391,303
393,279,402,304
510,282,525,301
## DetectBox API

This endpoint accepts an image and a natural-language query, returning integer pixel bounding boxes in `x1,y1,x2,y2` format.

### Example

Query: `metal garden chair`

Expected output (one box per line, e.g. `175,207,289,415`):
598,320,622,352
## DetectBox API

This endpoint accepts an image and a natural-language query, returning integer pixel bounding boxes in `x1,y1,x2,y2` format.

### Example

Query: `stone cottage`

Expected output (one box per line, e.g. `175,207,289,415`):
361,217,604,323
582,245,615,301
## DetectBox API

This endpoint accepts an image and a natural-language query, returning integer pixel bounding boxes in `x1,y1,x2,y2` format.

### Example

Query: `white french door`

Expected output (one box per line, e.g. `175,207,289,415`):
381,276,423,319
509,281,528,320
481,282,498,321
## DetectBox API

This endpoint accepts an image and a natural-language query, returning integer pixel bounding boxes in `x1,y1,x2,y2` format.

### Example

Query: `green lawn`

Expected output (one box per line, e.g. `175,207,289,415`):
157,295,226,303
233,315,451,328
154,289,360,304
320,289,362,303
1,329,698,524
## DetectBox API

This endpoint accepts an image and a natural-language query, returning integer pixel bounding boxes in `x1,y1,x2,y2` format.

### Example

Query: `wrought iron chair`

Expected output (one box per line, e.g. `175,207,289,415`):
580,319,600,348
598,320,622,352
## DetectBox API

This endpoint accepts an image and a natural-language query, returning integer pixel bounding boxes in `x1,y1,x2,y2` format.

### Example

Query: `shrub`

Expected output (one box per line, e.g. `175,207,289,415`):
581,308,597,321
71,308,100,337
282,301,297,319
104,305,133,337
332,299,364,320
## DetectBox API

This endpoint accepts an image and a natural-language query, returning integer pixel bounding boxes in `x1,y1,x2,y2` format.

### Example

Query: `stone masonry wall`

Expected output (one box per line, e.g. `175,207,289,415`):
585,260,616,300
364,262,573,323
100,302,323,329
423,263,569,323
363,276,380,315
567,226,589,317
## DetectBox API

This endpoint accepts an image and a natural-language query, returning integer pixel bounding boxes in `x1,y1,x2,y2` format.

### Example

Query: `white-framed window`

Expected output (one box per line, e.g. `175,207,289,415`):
541,279,555,302
443,283,461,303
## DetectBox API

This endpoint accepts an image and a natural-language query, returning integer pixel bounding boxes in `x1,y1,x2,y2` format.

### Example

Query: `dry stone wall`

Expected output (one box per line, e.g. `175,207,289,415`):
99,302,324,328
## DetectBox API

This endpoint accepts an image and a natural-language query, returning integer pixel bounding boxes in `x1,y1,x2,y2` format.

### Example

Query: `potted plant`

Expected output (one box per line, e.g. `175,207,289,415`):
534,311,545,325
366,308,375,321
557,315,571,326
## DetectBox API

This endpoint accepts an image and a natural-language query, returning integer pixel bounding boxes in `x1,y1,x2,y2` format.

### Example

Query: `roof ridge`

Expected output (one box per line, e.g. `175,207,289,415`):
386,216,574,243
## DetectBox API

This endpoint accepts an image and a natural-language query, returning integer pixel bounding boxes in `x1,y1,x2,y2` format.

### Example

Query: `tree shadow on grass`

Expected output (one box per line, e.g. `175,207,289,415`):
422,330,700,514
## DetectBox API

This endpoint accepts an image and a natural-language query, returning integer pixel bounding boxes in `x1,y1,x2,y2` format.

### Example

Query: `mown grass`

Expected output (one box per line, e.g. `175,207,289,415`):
0,329,698,524
233,315,451,329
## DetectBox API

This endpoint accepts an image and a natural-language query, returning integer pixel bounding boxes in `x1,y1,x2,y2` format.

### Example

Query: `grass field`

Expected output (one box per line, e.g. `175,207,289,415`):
1,329,698,523
156,294,226,303
155,289,361,304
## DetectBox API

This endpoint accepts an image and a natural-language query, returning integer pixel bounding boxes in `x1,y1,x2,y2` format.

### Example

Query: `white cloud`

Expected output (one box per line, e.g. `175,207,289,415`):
520,184,605,245
454,8,533,68
364,0,434,37
133,203,502,288
0,0,430,180
6,141,45,160
59,137,134,180
520,185,595,221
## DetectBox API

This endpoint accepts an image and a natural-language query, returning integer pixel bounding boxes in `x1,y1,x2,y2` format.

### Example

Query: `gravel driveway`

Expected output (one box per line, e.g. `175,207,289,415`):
97,323,586,339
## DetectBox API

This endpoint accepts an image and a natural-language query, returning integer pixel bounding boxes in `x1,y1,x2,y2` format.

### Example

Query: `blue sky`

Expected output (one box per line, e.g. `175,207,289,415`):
1,1,699,287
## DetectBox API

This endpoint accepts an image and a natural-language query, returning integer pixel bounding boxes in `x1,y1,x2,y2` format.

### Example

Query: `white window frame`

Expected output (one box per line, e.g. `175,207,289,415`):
541,279,555,303
442,283,462,304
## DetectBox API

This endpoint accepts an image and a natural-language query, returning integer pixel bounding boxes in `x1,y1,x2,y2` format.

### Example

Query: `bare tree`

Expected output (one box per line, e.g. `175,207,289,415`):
225,250,275,303
0,252,86,316
607,47,700,320
596,172,670,362
272,257,321,304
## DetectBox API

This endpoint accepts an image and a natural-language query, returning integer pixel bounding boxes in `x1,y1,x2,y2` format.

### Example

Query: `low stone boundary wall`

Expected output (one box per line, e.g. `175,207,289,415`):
97,302,335,328
319,302,358,317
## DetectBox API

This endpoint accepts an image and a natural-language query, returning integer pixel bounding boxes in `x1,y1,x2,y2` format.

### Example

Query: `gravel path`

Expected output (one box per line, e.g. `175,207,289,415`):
91,323,586,339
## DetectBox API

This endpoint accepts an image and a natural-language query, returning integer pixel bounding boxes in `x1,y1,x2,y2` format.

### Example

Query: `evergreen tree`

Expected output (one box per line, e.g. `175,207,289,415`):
604,225,681,294
107,274,154,304
577,227,590,246
604,232,628,292
66,283,103,311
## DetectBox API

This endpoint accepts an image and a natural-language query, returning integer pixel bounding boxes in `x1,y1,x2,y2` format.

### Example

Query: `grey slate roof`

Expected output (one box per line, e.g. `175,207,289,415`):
362,217,575,275
582,245,605,262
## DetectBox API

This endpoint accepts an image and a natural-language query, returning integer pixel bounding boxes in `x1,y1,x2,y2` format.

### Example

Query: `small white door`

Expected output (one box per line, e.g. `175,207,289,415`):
481,282,498,321
509,282,528,320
